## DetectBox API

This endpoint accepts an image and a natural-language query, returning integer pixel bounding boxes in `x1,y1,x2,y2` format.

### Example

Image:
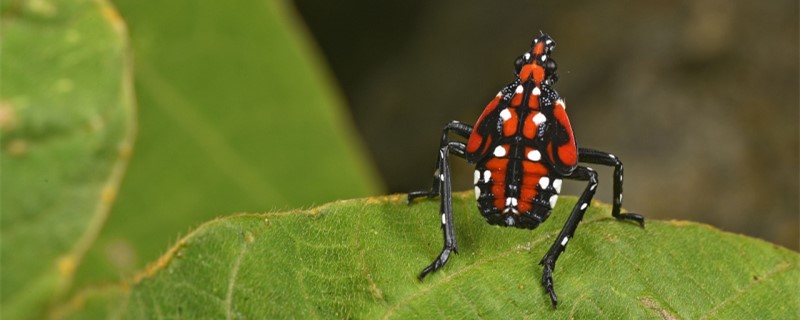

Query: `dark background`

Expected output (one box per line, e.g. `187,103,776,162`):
293,0,799,250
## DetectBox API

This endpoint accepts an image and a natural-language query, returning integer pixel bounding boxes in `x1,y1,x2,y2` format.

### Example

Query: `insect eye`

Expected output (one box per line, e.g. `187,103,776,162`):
544,58,558,85
544,59,557,73
514,55,525,74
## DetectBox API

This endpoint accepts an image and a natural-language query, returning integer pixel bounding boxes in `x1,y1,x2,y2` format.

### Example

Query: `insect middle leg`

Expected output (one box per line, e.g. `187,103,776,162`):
578,147,644,226
415,141,468,280
408,121,473,202
539,166,598,307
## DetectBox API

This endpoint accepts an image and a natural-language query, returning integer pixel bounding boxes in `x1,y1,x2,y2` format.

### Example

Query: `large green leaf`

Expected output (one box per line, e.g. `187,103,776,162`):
0,0,136,318
54,193,799,318
75,0,381,287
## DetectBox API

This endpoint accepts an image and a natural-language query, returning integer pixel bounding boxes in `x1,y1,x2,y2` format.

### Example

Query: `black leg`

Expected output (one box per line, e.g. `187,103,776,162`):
418,142,467,280
578,147,644,227
539,166,598,307
408,121,473,203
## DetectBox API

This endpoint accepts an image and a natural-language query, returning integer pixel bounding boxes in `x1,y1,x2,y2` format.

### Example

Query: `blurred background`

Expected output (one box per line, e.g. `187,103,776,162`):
293,0,799,249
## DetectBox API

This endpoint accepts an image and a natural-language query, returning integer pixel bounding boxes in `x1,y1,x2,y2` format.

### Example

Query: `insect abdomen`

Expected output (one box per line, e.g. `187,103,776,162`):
474,143,560,229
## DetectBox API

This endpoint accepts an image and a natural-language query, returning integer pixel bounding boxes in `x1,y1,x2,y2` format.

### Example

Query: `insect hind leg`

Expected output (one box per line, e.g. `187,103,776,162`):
577,147,644,226
417,141,467,280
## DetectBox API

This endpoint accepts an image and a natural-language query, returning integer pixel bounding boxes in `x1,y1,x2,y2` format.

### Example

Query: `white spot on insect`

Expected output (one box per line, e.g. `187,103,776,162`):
539,177,550,189
506,216,516,225
483,170,491,183
442,213,447,225
609,154,616,159
493,145,506,157
549,195,559,208
497,91,503,97
590,184,597,191
527,150,541,161
541,55,547,62
533,112,547,125
504,197,519,207
580,203,588,210
440,174,444,182
523,52,531,60
556,98,565,110
546,39,553,45
474,170,481,184
619,194,623,202
561,237,569,246
553,179,563,193
515,85,524,94
532,87,541,96
500,108,512,121
474,186,481,199
534,38,539,43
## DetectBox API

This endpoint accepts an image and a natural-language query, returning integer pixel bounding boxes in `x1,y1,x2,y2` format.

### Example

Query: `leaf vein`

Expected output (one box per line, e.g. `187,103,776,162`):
355,201,384,302
225,227,251,320
277,218,319,319
700,262,793,319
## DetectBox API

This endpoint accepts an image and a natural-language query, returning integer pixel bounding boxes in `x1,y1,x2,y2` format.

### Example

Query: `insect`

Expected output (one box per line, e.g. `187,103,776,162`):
408,33,645,307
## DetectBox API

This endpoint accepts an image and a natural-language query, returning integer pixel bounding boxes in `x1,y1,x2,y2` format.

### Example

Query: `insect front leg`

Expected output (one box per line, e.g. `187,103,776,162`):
418,141,467,280
539,166,597,307
408,121,473,203
578,147,644,226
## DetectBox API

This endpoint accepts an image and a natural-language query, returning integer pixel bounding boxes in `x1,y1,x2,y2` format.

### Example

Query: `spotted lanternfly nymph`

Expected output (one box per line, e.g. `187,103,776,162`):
408,33,645,307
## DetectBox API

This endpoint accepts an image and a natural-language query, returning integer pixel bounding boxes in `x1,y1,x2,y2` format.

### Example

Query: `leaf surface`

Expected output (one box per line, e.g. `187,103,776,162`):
56,193,800,319
0,0,136,318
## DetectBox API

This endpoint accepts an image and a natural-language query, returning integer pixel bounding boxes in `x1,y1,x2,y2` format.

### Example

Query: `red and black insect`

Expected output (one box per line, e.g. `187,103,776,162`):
408,33,645,307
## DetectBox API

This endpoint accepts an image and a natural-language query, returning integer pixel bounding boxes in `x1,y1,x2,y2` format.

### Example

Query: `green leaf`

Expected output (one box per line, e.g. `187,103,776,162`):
74,0,381,287
0,0,136,318
54,193,800,319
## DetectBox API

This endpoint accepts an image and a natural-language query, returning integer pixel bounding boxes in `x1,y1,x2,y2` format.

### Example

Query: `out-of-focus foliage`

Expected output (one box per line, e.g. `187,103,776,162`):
0,0,136,318
74,0,381,288
1,0,380,318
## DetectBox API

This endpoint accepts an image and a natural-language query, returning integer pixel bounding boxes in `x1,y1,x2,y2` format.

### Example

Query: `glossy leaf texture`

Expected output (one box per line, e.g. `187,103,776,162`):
0,0,136,318
54,193,800,319
74,0,382,288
